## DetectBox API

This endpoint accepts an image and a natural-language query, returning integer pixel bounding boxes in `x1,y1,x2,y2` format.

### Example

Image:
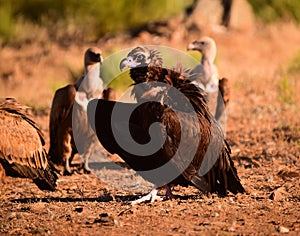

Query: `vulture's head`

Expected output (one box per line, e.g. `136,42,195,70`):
119,46,162,71
187,36,217,62
84,47,103,67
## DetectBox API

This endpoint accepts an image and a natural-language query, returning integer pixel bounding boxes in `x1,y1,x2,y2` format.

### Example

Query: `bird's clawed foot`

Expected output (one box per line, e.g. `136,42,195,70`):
131,188,163,205
63,168,73,176
165,185,175,200
62,160,74,175
82,166,91,174
77,162,92,174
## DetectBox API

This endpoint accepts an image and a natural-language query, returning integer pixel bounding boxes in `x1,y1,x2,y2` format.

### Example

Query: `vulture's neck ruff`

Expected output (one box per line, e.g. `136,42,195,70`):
130,65,212,120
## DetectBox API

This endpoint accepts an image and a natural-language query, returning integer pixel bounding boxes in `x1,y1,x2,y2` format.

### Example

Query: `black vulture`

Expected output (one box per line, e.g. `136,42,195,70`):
88,46,244,203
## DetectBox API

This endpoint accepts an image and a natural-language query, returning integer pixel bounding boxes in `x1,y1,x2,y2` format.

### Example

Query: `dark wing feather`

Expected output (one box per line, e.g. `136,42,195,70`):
0,98,58,191
48,84,76,165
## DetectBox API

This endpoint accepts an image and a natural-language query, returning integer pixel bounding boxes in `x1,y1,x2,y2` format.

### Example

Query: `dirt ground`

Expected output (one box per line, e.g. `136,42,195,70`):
0,20,300,235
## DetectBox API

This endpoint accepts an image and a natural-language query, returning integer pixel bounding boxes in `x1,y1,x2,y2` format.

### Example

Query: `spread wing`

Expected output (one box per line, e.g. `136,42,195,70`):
48,84,76,164
0,98,58,191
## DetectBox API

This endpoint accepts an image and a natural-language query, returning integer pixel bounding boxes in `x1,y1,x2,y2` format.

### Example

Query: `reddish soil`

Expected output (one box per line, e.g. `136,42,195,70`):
0,21,300,235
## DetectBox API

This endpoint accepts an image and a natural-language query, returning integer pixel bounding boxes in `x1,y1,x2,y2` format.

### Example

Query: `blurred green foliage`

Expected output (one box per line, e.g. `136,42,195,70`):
278,51,300,105
0,2,14,41
287,51,300,75
0,0,191,43
247,0,300,23
1,0,300,44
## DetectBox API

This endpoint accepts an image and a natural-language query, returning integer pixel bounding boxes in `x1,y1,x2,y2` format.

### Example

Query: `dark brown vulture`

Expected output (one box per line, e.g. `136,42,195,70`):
187,36,230,131
49,47,107,175
87,46,245,203
0,98,58,191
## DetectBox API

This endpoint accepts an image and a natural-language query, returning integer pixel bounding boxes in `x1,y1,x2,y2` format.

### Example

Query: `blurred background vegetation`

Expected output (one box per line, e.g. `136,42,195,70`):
0,0,300,45
247,0,300,23
0,0,192,44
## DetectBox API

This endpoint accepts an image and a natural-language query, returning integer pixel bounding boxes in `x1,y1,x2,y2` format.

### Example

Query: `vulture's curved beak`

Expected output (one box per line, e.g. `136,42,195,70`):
187,42,198,51
119,57,129,71
97,54,103,64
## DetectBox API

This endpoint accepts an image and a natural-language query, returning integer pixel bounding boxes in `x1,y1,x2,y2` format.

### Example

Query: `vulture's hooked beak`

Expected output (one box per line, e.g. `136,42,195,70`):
97,54,103,64
187,41,199,51
120,58,129,71
119,56,142,71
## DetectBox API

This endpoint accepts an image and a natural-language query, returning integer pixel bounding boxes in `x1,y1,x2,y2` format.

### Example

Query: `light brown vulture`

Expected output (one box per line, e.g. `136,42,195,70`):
87,46,245,203
187,36,230,131
49,47,105,175
0,98,58,191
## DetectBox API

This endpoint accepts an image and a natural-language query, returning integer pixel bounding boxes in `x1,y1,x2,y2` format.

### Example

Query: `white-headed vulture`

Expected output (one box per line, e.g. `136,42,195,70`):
49,47,105,174
187,36,230,131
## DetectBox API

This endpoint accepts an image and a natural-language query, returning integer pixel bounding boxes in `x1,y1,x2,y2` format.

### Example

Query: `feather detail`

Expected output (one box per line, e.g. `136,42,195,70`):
0,98,58,191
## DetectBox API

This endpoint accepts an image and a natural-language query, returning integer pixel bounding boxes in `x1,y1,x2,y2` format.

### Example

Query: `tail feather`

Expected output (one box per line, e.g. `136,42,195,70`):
205,141,245,196
191,175,210,193
225,158,245,194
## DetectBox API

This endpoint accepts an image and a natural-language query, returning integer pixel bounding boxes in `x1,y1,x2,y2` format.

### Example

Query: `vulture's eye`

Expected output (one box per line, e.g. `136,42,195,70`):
136,54,144,62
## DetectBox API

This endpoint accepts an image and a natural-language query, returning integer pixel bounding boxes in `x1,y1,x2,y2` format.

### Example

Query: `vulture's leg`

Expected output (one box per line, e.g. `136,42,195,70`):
83,158,92,174
79,149,92,174
63,133,73,175
131,186,163,205
165,185,175,199
64,158,72,176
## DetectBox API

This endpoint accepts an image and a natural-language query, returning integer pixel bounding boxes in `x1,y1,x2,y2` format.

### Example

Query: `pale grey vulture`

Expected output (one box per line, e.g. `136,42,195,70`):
49,47,104,175
187,36,229,131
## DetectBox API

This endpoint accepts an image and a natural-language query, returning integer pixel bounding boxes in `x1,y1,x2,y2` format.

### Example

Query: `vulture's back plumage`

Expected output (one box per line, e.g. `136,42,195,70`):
0,98,58,191
49,84,77,167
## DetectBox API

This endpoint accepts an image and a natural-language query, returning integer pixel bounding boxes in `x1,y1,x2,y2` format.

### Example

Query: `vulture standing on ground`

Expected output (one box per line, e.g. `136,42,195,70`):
49,47,105,175
0,98,58,191
187,36,230,131
88,46,245,203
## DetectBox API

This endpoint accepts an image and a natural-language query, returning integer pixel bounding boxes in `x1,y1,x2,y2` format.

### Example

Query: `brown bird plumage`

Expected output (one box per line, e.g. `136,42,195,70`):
49,84,77,174
0,98,58,191
88,46,244,203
